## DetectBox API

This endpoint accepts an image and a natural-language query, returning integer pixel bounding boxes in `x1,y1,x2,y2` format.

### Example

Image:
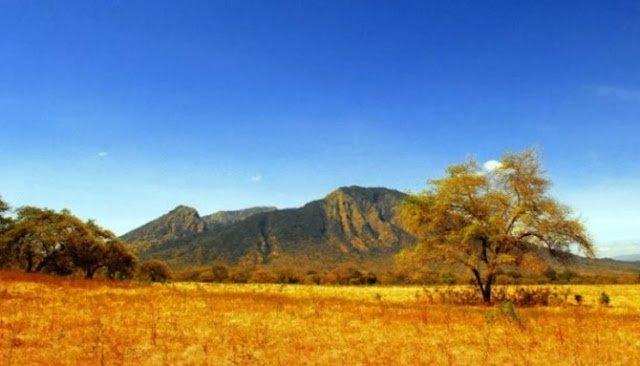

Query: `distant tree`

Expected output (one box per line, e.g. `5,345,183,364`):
0,206,138,279
400,149,594,303
105,241,138,280
1,207,84,273
210,264,230,282
139,260,173,282
248,268,277,283
0,196,14,266
0,196,11,231
65,220,111,278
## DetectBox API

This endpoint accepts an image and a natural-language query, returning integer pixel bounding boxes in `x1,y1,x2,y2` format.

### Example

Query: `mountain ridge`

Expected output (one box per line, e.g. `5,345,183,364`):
123,186,414,269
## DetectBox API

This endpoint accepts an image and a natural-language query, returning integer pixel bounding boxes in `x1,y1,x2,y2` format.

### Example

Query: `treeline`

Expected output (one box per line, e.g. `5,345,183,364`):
173,263,640,286
175,265,379,285
0,196,172,282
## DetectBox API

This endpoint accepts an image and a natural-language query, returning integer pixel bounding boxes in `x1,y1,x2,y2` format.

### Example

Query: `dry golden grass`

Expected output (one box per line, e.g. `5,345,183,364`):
1,272,640,365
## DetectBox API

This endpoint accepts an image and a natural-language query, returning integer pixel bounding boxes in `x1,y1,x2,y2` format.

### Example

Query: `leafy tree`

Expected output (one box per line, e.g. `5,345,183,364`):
0,205,138,279
1,207,84,273
400,149,594,303
105,241,138,280
139,259,173,282
0,196,11,231
65,220,111,278
0,196,13,266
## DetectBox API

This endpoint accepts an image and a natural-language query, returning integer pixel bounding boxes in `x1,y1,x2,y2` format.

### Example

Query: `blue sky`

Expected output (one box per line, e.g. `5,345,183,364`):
1,1,639,256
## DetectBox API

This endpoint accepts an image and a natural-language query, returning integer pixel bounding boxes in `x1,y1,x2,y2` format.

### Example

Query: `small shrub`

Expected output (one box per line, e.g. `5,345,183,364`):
139,260,173,282
599,292,610,306
248,268,277,283
574,294,583,305
210,264,230,282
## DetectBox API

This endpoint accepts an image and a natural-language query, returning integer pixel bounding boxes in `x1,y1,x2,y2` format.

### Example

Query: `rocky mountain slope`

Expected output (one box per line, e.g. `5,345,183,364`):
123,186,414,269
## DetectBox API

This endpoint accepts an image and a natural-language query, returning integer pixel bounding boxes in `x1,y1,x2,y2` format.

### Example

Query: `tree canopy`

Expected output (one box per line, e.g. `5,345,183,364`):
400,149,594,302
0,204,137,279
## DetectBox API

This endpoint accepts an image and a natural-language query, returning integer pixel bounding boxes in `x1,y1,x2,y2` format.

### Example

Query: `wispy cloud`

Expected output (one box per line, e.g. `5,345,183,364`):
595,85,640,103
250,174,262,183
97,152,108,157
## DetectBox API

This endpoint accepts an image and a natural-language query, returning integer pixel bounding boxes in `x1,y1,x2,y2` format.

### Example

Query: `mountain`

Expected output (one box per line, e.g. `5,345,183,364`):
121,205,278,253
121,205,206,251
202,206,277,227
612,254,640,262
125,186,414,269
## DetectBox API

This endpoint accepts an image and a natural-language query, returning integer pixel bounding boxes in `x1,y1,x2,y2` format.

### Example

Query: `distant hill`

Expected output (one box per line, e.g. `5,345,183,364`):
612,254,640,262
121,205,278,253
124,186,414,269
121,205,206,252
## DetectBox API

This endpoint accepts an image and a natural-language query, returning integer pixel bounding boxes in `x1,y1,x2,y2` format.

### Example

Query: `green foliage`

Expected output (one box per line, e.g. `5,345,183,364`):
599,291,611,306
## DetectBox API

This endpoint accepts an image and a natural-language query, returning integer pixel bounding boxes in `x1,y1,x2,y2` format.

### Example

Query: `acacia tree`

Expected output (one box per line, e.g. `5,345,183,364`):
105,241,137,280
139,259,173,282
2,207,82,273
0,196,10,230
0,206,138,279
400,149,594,303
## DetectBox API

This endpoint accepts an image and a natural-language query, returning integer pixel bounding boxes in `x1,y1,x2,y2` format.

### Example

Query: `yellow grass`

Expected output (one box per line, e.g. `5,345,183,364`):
1,273,640,365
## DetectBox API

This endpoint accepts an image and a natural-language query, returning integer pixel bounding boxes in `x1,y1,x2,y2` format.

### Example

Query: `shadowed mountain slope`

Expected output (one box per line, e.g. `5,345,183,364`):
126,186,414,269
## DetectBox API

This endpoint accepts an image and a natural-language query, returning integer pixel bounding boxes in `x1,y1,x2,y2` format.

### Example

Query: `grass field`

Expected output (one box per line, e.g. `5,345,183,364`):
1,272,639,365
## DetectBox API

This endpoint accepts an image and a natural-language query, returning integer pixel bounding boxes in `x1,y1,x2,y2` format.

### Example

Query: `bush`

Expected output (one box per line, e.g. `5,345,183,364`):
248,268,277,283
139,260,173,282
275,267,303,284
599,292,610,306
211,264,230,282
229,267,250,283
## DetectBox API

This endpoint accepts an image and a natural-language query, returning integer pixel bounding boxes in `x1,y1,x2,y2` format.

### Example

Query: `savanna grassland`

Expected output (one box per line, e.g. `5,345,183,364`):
1,272,640,366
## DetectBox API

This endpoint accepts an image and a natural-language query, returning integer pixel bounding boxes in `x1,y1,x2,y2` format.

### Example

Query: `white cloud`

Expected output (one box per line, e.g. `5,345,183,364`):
97,152,108,157
483,160,502,171
250,174,262,183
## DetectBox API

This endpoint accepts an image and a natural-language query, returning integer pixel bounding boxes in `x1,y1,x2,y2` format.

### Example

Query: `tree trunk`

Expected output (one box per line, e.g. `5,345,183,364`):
482,275,493,303
472,269,493,304
25,254,34,272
